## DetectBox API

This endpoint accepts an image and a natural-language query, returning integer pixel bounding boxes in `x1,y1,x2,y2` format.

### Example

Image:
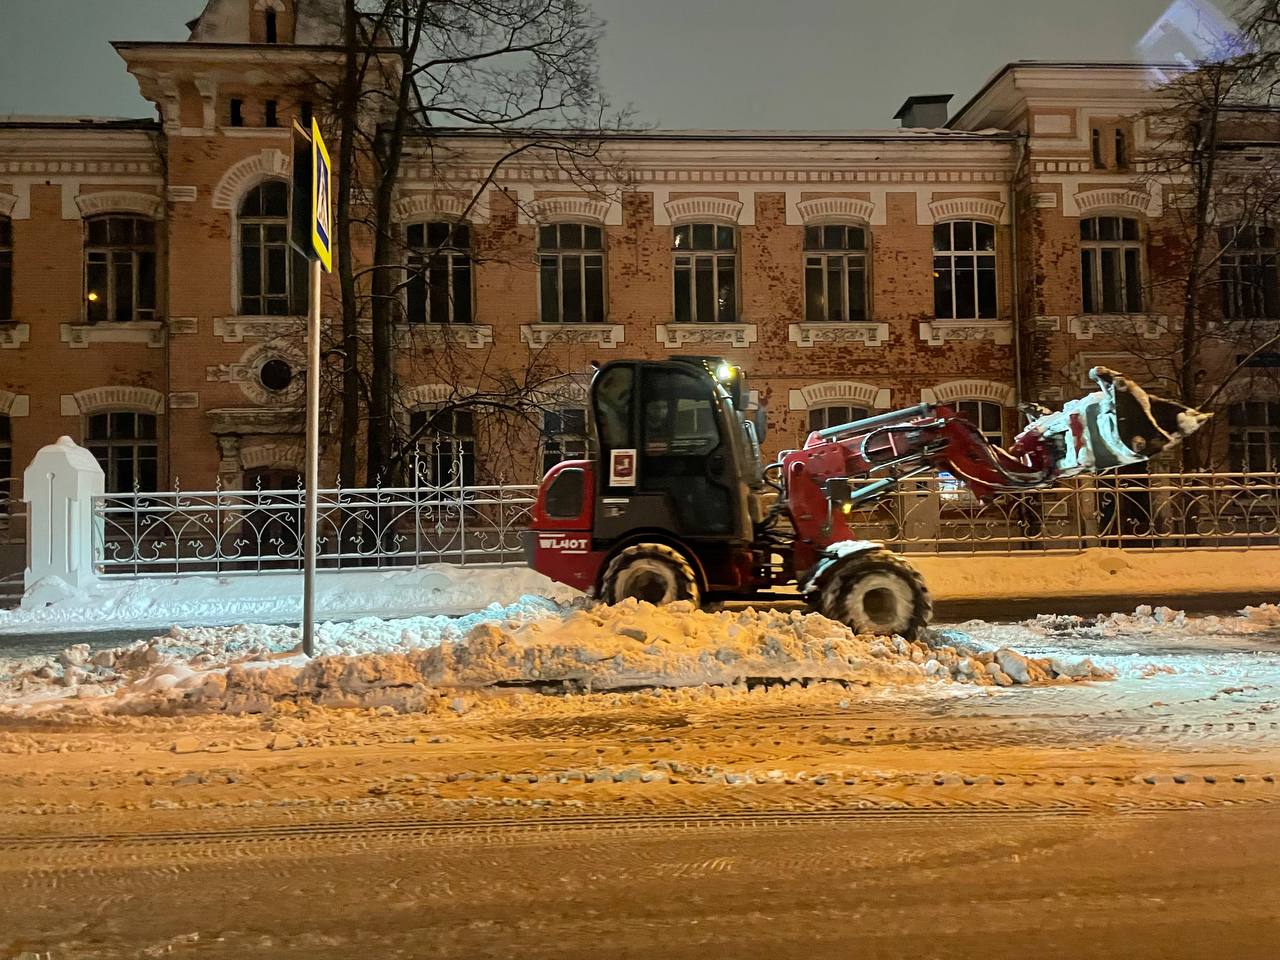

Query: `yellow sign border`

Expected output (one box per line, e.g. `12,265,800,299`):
310,117,333,272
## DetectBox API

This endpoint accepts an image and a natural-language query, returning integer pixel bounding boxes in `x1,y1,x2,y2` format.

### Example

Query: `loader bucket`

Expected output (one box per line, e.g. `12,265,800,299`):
1019,367,1211,477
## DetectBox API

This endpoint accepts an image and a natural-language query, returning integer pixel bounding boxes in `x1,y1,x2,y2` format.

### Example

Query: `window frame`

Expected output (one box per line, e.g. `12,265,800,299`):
0,215,11,322
803,223,870,323
1220,225,1279,321
1080,215,1144,315
238,179,308,317
537,222,607,324
541,406,591,475
409,405,478,486
1228,400,1280,472
932,219,999,321
672,222,738,324
807,404,870,435
405,220,473,325
83,214,157,324
84,410,159,493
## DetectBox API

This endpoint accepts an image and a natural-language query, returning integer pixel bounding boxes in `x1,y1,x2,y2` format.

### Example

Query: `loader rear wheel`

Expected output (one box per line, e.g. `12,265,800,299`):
602,544,701,607
820,549,932,640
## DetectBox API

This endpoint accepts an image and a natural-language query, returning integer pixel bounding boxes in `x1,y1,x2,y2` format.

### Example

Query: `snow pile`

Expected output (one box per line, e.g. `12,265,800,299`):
0,600,1108,716
0,564,580,635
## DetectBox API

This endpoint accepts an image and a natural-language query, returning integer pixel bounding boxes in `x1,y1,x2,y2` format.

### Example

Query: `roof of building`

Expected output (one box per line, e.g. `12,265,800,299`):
0,116,158,131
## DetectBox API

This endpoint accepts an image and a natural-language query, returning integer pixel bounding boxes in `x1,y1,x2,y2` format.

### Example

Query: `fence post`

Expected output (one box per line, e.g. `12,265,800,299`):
22,436,104,604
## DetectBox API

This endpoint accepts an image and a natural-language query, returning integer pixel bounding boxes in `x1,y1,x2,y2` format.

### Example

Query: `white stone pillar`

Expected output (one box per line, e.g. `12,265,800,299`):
22,436,104,603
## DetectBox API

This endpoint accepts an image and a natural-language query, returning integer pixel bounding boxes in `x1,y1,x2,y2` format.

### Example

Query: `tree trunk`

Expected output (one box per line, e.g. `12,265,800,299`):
335,0,361,486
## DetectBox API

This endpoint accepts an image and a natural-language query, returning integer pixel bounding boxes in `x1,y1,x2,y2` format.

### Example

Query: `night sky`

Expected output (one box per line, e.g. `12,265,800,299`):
1,0,1176,128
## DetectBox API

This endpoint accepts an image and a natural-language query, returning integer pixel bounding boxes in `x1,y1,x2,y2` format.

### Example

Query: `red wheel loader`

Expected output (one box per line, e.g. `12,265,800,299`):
524,357,1208,639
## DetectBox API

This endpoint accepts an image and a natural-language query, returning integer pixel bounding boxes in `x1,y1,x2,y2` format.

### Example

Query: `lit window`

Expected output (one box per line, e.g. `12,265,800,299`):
84,215,156,323
1220,226,1279,320
804,224,868,322
933,220,997,320
807,404,869,434
239,181,307,315
1228,401,1280,472
955,399,1004,444
673,223,737,323
86,411,158,493
539,223,605,323
406,222,472,324
1081,216,1143,314
541,407,590,474
409,406,476,486
0,216,11,321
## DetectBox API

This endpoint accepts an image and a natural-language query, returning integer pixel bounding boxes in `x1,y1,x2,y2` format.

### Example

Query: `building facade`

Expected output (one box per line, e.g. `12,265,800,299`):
1,0,1278,503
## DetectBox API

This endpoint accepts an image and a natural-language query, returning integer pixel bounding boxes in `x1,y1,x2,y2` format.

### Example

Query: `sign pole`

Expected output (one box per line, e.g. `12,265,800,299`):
303,256,322,658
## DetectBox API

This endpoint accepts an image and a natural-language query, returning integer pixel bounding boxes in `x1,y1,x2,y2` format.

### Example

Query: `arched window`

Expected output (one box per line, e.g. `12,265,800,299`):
805,224,868,322
0,216,11,321
239,181,306,316
1220,225,1279,320
933,220,997,320
673,223,736,323
265,8,278,43
539,223,605,323
1228,400,1280,472
808,404,869,433
955,399,1003,444
1081,216,1142,314
86,411,158,492
84,215,156,323
405,221,471,324
410,406,476,486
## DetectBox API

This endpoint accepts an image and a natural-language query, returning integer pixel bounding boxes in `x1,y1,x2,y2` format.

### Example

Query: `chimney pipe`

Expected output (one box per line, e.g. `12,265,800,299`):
893,95,953,129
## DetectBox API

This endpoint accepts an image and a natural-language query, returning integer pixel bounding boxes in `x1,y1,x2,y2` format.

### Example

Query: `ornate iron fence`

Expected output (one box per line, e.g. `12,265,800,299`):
94,464,537,578
91,468,1280,577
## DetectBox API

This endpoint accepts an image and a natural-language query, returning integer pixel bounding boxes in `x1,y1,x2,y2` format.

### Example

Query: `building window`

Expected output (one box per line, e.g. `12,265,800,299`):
539,223,605,324
84,215,156,323
1091,128,1104,169
1220,226,1279,320
807,404,869,434
0,216,11,321
1091,124,1130,170
230,98,244,127
0,415,10,515
673,223,737,323
239,180,307,315
541,407,590,474
86,412,158,493
804,224,868,322
1081,216,1143,314
406,222,472,324
1115,129,1128,168
933,220,997,320
1228,401,1280,472
264,99,279,127
265,8,278,43
409,406,476,486
955,399,1004,444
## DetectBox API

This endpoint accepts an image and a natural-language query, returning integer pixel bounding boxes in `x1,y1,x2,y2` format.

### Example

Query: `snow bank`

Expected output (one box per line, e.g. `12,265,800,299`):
0,600,1107,716
911,548,1280,602
0,564,580,635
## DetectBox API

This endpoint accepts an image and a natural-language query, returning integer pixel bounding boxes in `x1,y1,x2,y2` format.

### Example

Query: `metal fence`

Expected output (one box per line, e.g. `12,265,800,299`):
0,479,24,606
89,468,1280,577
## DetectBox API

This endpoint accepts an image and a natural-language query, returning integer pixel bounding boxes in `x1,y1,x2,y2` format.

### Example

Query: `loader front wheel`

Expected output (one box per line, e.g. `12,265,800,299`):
820,549,932,640
602,544,701,608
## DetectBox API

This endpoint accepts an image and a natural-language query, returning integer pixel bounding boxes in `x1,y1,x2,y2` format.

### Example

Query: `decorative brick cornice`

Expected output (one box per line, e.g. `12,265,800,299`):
402,383,476,408
1067,314,1167,340
663,196,744,224
240,441,303,472
211,149,290,210
1074,188,1151,218
788,381,891,412
656,323,757,348
921,379,1015,407
918,320,1013,346
0,192,15,218
394,193,468,222
788,321,889,348
61,386,165,416
61,321,165,349
927,197,1005,223
0,389,30,417
0,323,30,349
794,197,876,225
521,324,624,348
527,196,611,224
394,323,493,349
74,191,163,220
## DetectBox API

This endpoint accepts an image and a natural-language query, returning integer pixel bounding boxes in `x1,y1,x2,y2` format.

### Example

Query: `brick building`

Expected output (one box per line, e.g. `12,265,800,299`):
2,0,1278,504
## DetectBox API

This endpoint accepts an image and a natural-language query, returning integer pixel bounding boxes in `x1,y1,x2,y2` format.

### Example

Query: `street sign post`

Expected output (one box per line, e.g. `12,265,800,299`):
290,118,333,658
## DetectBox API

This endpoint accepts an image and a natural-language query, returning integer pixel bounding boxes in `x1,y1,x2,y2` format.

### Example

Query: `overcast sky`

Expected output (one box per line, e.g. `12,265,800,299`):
1,0,1176,128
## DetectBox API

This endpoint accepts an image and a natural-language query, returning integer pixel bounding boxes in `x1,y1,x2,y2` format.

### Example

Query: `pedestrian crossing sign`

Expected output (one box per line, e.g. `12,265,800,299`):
310,117,332,273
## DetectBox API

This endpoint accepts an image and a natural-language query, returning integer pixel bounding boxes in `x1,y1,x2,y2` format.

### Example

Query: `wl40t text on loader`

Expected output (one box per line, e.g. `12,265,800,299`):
525,358,1208,639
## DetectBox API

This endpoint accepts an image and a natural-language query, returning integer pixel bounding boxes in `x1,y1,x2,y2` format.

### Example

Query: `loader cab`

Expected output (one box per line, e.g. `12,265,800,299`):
589,357,758,546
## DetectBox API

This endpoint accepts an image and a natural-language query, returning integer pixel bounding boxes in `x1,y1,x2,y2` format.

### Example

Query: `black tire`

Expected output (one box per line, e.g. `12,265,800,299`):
819,549,932,640
601,543,701,607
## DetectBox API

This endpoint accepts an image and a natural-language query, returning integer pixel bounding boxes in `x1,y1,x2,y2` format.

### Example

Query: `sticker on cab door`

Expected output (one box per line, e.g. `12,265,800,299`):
609,449,637,487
